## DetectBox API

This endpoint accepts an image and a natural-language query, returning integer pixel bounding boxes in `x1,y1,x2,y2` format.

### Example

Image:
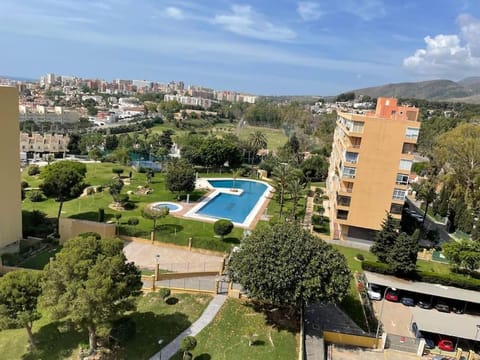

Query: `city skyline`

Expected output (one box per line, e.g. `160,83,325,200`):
1,0,480,95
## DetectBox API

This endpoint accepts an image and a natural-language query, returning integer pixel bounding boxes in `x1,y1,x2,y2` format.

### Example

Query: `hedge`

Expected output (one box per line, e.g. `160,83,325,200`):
362,260,480,291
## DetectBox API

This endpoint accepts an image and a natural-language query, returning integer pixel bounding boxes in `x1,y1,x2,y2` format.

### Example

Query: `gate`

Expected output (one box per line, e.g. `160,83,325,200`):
386,333,420,353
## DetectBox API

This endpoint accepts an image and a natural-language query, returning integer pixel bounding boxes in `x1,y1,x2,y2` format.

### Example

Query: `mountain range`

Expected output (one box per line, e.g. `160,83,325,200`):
350,77,480,103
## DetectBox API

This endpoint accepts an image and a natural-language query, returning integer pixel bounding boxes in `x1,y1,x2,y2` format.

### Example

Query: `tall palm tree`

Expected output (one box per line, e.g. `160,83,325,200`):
273,163,289,220
287,176,306,220
413,181,437,225
248,131,268,163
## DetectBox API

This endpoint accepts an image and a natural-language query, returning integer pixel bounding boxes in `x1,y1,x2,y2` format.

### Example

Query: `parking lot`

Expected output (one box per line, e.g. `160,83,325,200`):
372,298,415,337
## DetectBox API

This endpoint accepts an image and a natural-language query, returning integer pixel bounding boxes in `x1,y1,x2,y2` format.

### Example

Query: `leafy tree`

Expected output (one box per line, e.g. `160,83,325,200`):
40,236,142,354
108,179,124,204
67,133,82,155
213,219,234,240
443,240,480,272
300,155,328,182
104,134,119,151
388,232,418,275
370,213,399,263
27,164,40,176
412,181,437,224
229,222,351,311
112,168,124,179
180,336,197,360
335,92,355,102
0,270,42,348
40,161,87,234
141,205,169,241
88,147,103,161
165,158,196,196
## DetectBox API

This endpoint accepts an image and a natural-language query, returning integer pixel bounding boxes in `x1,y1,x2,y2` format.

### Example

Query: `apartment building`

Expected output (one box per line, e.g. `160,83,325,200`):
20,132,70,156
0,87,22,252
326,97,420,240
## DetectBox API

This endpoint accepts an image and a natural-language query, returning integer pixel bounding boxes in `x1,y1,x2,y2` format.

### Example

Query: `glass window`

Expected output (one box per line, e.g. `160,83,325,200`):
405,127,419,140
396,173,409,185
345,152,359,164
390,203,403,214
342,167,356,179
337,210,349,220
392,188,406,201
399,159,412,171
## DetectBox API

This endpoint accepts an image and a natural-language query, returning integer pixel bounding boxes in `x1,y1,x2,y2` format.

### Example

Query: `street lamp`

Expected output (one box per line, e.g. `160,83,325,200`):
375,287,396,341
158,339,164,360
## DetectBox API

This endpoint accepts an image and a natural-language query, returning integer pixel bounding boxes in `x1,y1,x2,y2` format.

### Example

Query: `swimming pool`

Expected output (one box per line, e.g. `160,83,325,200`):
151,202,183,213
185,179,272,227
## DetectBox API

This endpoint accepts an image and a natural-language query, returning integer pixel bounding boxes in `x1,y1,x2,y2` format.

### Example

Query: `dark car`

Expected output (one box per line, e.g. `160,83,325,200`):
435,302,450,313
417,297,433,309
411,322,420,338
401,296,415,306
424,337,435,349
451,302,465,314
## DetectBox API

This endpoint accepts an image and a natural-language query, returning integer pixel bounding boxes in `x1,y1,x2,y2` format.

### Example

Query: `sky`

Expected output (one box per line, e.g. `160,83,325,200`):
1,0,480,95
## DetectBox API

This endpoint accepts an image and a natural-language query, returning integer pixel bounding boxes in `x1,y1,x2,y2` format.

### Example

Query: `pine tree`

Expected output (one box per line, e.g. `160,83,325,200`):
371,213,399,263
388,232,418,275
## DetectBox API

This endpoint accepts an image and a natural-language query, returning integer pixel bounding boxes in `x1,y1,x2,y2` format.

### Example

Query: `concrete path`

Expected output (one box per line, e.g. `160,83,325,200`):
149,294,227,360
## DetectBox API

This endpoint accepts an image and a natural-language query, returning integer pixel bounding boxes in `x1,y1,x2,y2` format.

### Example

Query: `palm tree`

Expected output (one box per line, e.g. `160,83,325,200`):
248,131,267,163
232,169,242,189
273,163,289,220
287,176,306,220
413,182,437,225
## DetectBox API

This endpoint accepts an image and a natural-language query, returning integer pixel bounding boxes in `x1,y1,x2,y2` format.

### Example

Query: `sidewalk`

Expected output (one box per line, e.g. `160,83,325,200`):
149,294,227,360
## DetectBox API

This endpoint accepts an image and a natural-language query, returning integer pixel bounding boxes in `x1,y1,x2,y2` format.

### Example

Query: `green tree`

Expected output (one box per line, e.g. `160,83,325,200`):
180,336,197,360
300,155,328,182
112,167,124,179
88,147,103,161
40,161,87,234
272,163,290,220
108,179,124,204
443,240,480,272
287,176,306,220
213,219,234,240
165,158,196,196
141,205,169,241
248,131,268,163
412,181,437,224
229,222,351,311
40,236,142,354
388,232,418,275
0,270,42,348
370,213,399,263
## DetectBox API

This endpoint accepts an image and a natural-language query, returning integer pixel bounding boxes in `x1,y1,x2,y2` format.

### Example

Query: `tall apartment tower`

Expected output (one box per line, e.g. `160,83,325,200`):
0,87,22,252
326,97,420,240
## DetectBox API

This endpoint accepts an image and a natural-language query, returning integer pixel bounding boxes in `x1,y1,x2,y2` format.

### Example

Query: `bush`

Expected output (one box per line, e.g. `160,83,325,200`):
127,217,139,226
356,254,365,261
78,232,101,240
312,214,323,225
158,288,171,301
27,164,40,176
213,219,234,240
28,190,45,202
21,181,29,189
361,260,394,275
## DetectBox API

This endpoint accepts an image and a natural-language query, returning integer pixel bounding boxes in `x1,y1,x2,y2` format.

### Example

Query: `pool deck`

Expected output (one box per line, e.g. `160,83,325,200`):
167,178,274,229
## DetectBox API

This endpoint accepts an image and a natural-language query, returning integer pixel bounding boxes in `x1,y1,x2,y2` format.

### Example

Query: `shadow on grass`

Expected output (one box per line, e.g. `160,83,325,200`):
222,237,240,245
194,354,212,360
245,301,299,334
166,297,179,305
122,311,192,360
340,292,369,332
22,320,86,360
69,211,115,222
156,224,184,234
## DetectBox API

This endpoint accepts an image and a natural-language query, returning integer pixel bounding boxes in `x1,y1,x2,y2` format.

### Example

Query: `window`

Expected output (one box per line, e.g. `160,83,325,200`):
342,167,356,179
399,159,412,171
351,121,364,133
390,203,403,214
337,210,349,220
405,127,419,140
345,152,358,164
337,195,351,207
396,173,409,185
392,188,406,201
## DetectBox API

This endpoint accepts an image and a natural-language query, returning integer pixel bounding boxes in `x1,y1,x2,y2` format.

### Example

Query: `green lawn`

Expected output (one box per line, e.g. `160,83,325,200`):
20,247,60,270
172,298,297,360
0,292,212,360
214,124,288,151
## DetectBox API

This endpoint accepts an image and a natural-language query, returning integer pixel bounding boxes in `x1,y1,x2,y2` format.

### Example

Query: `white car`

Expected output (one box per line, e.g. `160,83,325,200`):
367,284,382,300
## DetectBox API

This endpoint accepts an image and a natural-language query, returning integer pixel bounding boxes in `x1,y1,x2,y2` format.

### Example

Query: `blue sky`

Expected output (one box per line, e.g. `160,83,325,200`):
1,0,480,95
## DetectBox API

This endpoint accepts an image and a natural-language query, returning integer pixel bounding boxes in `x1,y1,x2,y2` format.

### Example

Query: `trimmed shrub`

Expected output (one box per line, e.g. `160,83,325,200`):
78,232,101,240
361,260,394,275
158,288,171,302
21,181,29,189
213,219,234,240
356,254,365,261
312,214,323,225
127,217,139,226
28,190,45,202
27,164,40,176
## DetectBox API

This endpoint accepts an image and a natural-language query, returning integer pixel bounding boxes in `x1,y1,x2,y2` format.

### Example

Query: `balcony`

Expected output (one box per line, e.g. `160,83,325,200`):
336,209,349,220
337,119,364,137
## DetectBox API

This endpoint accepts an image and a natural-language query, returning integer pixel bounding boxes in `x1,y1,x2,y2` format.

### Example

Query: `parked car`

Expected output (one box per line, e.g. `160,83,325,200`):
451,302,465,314
401,296,415,306
438,338,454,352
435,302,450,313
411,322,420,337
385,289,399,302
417,297,433,309
424,337,435,349
367,284,382,301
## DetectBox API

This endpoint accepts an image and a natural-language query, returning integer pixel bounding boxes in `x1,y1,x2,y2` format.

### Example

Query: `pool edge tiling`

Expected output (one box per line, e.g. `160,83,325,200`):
184,178,273,228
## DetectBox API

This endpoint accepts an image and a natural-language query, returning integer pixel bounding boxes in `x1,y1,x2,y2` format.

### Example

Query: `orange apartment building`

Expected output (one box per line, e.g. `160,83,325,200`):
326,97,420,240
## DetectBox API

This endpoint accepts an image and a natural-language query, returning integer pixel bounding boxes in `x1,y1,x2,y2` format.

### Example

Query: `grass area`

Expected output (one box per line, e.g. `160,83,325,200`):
0,292,212,360
213,124,288,151
20,247,60,270
172,299,297,360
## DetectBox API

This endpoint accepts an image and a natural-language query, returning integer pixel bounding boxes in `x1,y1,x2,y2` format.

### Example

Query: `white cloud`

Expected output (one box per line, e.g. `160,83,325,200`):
165,6,184,20
342,0,386,21
403,14,480,77
214,4,296,41
297,2,323,21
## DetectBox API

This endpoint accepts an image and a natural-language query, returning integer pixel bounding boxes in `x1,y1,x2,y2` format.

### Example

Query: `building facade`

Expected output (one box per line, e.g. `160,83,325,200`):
326,97,420,240
0,87,22,252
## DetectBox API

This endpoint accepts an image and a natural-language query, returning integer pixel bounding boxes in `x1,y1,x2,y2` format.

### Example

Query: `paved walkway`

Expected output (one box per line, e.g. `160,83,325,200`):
149,294,228,360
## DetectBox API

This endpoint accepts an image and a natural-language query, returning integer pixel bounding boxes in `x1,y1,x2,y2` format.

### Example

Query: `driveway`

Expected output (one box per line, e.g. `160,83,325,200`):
123,241,224,272
372,299,415,337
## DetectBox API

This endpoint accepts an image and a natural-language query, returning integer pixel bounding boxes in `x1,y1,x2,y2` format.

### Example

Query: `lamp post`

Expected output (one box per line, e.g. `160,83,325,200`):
158,339,164,360
375,287,396,342
154,254,160,281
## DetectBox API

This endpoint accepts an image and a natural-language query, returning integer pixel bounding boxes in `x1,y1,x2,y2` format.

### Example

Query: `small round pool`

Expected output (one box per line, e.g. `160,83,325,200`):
150,202,183,213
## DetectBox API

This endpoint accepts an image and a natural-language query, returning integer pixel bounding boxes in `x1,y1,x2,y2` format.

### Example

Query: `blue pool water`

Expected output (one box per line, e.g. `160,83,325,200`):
196,180,268,223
